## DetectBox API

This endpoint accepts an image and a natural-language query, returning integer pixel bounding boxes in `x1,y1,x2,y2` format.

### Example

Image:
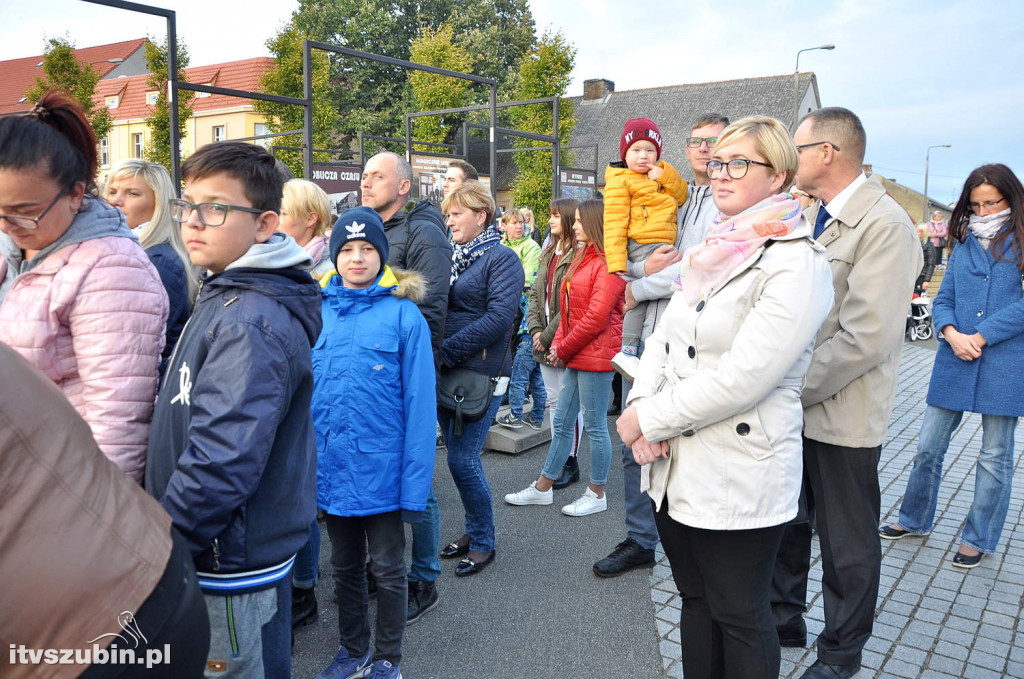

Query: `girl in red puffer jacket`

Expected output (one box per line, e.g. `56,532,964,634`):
504,198,625,517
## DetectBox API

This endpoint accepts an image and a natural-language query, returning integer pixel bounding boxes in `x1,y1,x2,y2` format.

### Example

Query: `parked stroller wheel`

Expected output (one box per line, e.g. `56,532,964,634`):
916,323,933,341
908,326,919,341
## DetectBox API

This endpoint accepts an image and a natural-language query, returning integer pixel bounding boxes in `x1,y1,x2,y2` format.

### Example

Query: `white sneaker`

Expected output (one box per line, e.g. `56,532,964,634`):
610,352,641,383
562,488,607,516
504,482,553,506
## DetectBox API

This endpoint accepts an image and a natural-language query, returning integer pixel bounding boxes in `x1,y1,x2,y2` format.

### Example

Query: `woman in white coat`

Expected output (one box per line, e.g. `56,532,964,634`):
616,117,834,679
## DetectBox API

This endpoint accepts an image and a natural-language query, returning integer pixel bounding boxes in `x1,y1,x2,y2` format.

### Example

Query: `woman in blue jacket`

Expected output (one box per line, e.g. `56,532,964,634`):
438,182,525,577
882,164,1024,569
312,207,436,679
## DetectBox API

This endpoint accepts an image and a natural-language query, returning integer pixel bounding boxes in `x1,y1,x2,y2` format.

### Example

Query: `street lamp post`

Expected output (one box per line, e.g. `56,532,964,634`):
792,44,835,130
923,144,951,222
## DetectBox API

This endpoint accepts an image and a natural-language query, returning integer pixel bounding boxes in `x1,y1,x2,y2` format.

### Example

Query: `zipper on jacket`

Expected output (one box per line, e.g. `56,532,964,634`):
212,538,221,572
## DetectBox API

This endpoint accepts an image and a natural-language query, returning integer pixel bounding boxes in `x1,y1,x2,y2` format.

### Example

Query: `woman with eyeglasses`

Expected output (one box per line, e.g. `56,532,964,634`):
615,117,833,678
0,92,167,483
881,164,1024,570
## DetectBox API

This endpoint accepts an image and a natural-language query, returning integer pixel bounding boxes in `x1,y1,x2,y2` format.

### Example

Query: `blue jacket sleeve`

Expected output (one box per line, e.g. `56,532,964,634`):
441,250,525,366
401,306,437,513
158,321,291,557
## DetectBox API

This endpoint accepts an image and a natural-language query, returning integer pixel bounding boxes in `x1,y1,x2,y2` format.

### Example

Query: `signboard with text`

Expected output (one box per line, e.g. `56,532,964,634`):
310,163,361,218
411,154,491,206
559,168,597,200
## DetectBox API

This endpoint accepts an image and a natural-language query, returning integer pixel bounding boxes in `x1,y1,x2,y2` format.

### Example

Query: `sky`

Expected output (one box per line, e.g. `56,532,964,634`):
1,0,1019,207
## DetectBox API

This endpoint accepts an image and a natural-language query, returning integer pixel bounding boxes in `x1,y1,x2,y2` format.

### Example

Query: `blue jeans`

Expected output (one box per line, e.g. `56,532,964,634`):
409,486,441,583
508,335,546,421
292,518,321,589
898,405,1019,553
540,369,614,485
440,394,502,553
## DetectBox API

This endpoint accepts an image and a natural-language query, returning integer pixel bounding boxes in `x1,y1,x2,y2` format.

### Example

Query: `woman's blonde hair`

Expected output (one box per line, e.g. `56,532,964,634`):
715,116,799,188
105,159,199,301
282,178,332,237
501,208,525,226
441,181,495,226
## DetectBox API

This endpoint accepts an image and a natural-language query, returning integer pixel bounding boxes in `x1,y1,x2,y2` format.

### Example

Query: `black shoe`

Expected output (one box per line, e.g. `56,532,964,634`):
366,562,377,597
799,659,861,678
440,535,471,559
777,619,807,648
593,538,656,578
878,524,928,540
291,586,318,629
552,457,580,490
455,550,496,576
952,549,984,569
407,580,439,624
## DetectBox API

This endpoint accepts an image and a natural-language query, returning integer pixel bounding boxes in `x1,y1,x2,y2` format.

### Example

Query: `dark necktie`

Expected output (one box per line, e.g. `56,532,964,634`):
813,204,832,238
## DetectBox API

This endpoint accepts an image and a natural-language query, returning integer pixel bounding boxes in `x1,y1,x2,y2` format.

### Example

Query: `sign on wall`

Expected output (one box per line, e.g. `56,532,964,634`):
310,163,362,218
560,168,597,200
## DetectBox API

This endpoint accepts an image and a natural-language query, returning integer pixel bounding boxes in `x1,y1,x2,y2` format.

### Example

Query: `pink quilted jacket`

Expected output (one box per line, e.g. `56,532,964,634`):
0,236,168,481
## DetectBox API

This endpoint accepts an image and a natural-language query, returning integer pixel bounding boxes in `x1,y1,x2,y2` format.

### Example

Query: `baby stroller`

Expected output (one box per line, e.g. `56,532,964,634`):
906,293,933,341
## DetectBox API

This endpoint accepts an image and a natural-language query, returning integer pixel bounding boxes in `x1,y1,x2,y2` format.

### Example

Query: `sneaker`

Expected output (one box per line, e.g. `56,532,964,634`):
504,481,553,506
593,538,656,578
562,488,607,516
610,352,641,383
407,580,439,624
366,660,402,679
291,586,318,629
525,417,544,431
315,647,372,679
496,412,523,429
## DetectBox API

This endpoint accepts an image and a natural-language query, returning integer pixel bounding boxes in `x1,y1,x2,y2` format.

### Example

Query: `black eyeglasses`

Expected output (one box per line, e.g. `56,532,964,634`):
707,158,774,180
968,198,1006,214
169,199,265,227
0,190,66,230
795,141,841,152
686,136,718,148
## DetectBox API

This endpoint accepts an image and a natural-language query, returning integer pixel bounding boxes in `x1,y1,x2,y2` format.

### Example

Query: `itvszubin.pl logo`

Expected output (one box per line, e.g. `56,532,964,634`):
9,611,171,668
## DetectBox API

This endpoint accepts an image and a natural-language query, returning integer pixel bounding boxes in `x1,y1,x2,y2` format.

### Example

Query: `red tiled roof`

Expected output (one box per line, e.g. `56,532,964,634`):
93,57,275,122
0,38,149,115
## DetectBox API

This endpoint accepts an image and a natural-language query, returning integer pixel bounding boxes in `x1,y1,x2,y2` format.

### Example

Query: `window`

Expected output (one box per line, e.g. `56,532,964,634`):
106,96,119,109
99,137,109,167
254,123,271,148
213,125,226,143
146,91,159,106
133,133,144,159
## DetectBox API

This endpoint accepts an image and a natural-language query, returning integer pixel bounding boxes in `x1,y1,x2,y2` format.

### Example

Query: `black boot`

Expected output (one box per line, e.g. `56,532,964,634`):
291,586,318,629
552,456,580,490
407,580,439,624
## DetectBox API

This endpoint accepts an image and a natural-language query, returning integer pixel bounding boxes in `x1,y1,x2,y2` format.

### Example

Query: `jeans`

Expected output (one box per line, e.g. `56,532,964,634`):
409,486,441,583
325,511,406,665
539,363,582,458
508,335,547,421
898,405,1018,553
292,518,321,589
439,394,502,553
540,369,614,485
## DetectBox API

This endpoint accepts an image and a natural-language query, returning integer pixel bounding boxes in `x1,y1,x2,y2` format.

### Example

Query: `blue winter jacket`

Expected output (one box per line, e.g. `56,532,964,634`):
441,244,525,376
927,231,1024,417
313,267,437,518
145,242,191,378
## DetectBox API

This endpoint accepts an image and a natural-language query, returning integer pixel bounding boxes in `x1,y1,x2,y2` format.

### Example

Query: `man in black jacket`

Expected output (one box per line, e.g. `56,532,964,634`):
361,151,452,623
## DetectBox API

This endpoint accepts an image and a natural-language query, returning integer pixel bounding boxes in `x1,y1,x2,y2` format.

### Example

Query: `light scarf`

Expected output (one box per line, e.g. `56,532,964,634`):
451,225,502,285
968,208,1011,251
674,193,803,304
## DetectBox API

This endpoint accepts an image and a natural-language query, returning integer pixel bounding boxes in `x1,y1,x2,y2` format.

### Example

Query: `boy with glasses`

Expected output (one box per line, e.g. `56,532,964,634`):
147,141,322,678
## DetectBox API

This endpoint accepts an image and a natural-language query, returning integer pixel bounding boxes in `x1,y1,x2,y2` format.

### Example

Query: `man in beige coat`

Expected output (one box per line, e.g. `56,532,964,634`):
771,108,922,679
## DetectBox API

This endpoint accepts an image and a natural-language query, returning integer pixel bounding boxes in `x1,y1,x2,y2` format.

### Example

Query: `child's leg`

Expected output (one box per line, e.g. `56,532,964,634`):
324,514,370,660
528,360,547,424
202,577,290,678
622,241,670,355
365,511,407,665
506,335,534,419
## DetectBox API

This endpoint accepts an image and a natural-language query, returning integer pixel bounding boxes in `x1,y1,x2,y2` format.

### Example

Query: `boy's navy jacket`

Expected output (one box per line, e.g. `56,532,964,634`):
313,267,436,519
146,234,321,595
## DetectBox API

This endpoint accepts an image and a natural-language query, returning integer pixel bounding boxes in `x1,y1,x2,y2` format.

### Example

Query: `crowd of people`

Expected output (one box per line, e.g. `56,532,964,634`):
1,87,1021,679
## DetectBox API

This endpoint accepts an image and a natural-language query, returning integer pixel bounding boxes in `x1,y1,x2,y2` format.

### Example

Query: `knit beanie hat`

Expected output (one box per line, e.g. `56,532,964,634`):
620,117,663,162
329,206,390,272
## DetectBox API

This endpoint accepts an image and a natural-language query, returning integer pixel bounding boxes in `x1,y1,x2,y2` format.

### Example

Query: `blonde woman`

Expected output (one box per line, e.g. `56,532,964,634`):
106,158,198,374
281,178,335,279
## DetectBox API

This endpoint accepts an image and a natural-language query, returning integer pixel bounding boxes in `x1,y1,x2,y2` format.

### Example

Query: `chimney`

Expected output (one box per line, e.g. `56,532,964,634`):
583,78,615,102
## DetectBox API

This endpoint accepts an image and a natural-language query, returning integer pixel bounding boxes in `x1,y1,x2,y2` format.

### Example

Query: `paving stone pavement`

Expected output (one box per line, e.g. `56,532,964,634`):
651,343,1024,678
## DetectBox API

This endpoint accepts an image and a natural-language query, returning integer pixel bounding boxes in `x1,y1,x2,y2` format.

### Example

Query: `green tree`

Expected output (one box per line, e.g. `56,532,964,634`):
506,30,577,226
143,37,195,170
253,21,343,178
26,36,112,141
409,23,474,150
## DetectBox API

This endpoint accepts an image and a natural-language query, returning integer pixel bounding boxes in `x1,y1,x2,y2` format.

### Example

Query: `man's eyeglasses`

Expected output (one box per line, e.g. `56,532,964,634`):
795,141,841,152
0,190,66,230
969,198,1006,214
686,136,718,148
707,158,774,180
169,199,265,227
